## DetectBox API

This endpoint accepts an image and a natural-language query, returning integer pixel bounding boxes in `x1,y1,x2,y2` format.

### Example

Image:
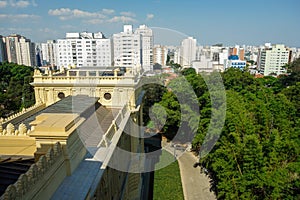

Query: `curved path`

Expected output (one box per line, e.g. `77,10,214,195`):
177,152,216,200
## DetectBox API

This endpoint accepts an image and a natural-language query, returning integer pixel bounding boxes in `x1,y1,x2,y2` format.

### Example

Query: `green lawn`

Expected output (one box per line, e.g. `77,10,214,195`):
153,150,184,200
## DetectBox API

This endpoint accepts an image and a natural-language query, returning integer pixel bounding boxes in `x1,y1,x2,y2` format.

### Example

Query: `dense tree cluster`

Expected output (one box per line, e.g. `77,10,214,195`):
146,58,300,199
0,62,35,117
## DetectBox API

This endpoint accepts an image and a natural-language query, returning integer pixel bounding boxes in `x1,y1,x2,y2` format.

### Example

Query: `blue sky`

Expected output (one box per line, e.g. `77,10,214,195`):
0,0,300,47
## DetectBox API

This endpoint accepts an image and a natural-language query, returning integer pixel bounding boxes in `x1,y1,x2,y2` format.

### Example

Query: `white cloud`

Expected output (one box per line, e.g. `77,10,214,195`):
101,8,114,15
48,8,72,16
120,11,136,17
0,1,8,8
48,8,106,20
72,9,103,18
0,13,39,19
10,0,30,8
49,8,138,24
108,16,137,23
0,0,34,8
0,14,39,24
147,14,154,20
83,18,105,25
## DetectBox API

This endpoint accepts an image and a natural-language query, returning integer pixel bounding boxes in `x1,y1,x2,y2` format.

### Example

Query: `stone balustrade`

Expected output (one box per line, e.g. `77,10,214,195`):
33,76,138,86
100,102,131,148
0,103,46,127
1,142,64,200
33,68,140,86
0,123,31,136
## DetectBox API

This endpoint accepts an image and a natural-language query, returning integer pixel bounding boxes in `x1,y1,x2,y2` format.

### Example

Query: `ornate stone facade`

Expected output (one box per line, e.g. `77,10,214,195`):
31,68,140,108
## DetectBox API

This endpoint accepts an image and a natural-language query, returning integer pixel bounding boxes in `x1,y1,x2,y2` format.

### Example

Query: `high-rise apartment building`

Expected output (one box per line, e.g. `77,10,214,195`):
173,46,181,65
18,37,36,66
135,25,153,69
258,44,290,76
56,32,112,69
153,45,167,66
41,40,57,67
112,25,153,71
4,34,36,66
113,25,141,69
5,34,21,64
180,37,197,67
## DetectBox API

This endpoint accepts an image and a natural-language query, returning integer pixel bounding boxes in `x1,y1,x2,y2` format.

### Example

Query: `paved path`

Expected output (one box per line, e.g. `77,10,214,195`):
177,152,216,200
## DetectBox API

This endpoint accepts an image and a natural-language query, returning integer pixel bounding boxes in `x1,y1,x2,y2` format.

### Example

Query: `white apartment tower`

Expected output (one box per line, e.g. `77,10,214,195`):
41,40,57,67
135,25,153,69
113,25,141,69
180,37,197,67
258,44,290,76
153,45,167,66
56,32,112,69
113,25,153,71
18,37,36,67
173,47,181,65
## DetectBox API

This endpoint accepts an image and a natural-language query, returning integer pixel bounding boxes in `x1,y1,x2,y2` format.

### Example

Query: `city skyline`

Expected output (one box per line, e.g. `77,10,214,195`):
0,0,300,47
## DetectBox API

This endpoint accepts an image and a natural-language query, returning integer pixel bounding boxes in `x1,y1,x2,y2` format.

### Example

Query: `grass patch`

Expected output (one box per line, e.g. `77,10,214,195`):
153,150,184,200
154,149,176,170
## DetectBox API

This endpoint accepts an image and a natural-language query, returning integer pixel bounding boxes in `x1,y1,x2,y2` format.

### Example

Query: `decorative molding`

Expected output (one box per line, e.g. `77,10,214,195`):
1,143,63,200
0,123,31,136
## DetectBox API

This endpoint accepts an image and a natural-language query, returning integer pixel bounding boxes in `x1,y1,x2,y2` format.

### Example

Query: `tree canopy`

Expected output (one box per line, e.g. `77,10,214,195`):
143,57,300,199
0,62,35,117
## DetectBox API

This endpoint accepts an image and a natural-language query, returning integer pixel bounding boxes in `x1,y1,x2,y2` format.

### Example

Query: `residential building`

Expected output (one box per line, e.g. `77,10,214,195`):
229,45,245,60
290,47,300,61
113,25,153,72
225,55,246,69
173,46,181,65
18,36,36,66
5,34,21,64
195,46,202,61
4,34,36,66
219,48,229,65
112,25,141,71
153,45,167,66
258,44,290,76
35,45,42,67
135,25,153,69
180,37,196,67
41,40,57,67
56,32,112,69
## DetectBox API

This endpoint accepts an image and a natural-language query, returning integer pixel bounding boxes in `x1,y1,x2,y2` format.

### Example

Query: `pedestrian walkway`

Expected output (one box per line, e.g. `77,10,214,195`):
177,152,216,200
